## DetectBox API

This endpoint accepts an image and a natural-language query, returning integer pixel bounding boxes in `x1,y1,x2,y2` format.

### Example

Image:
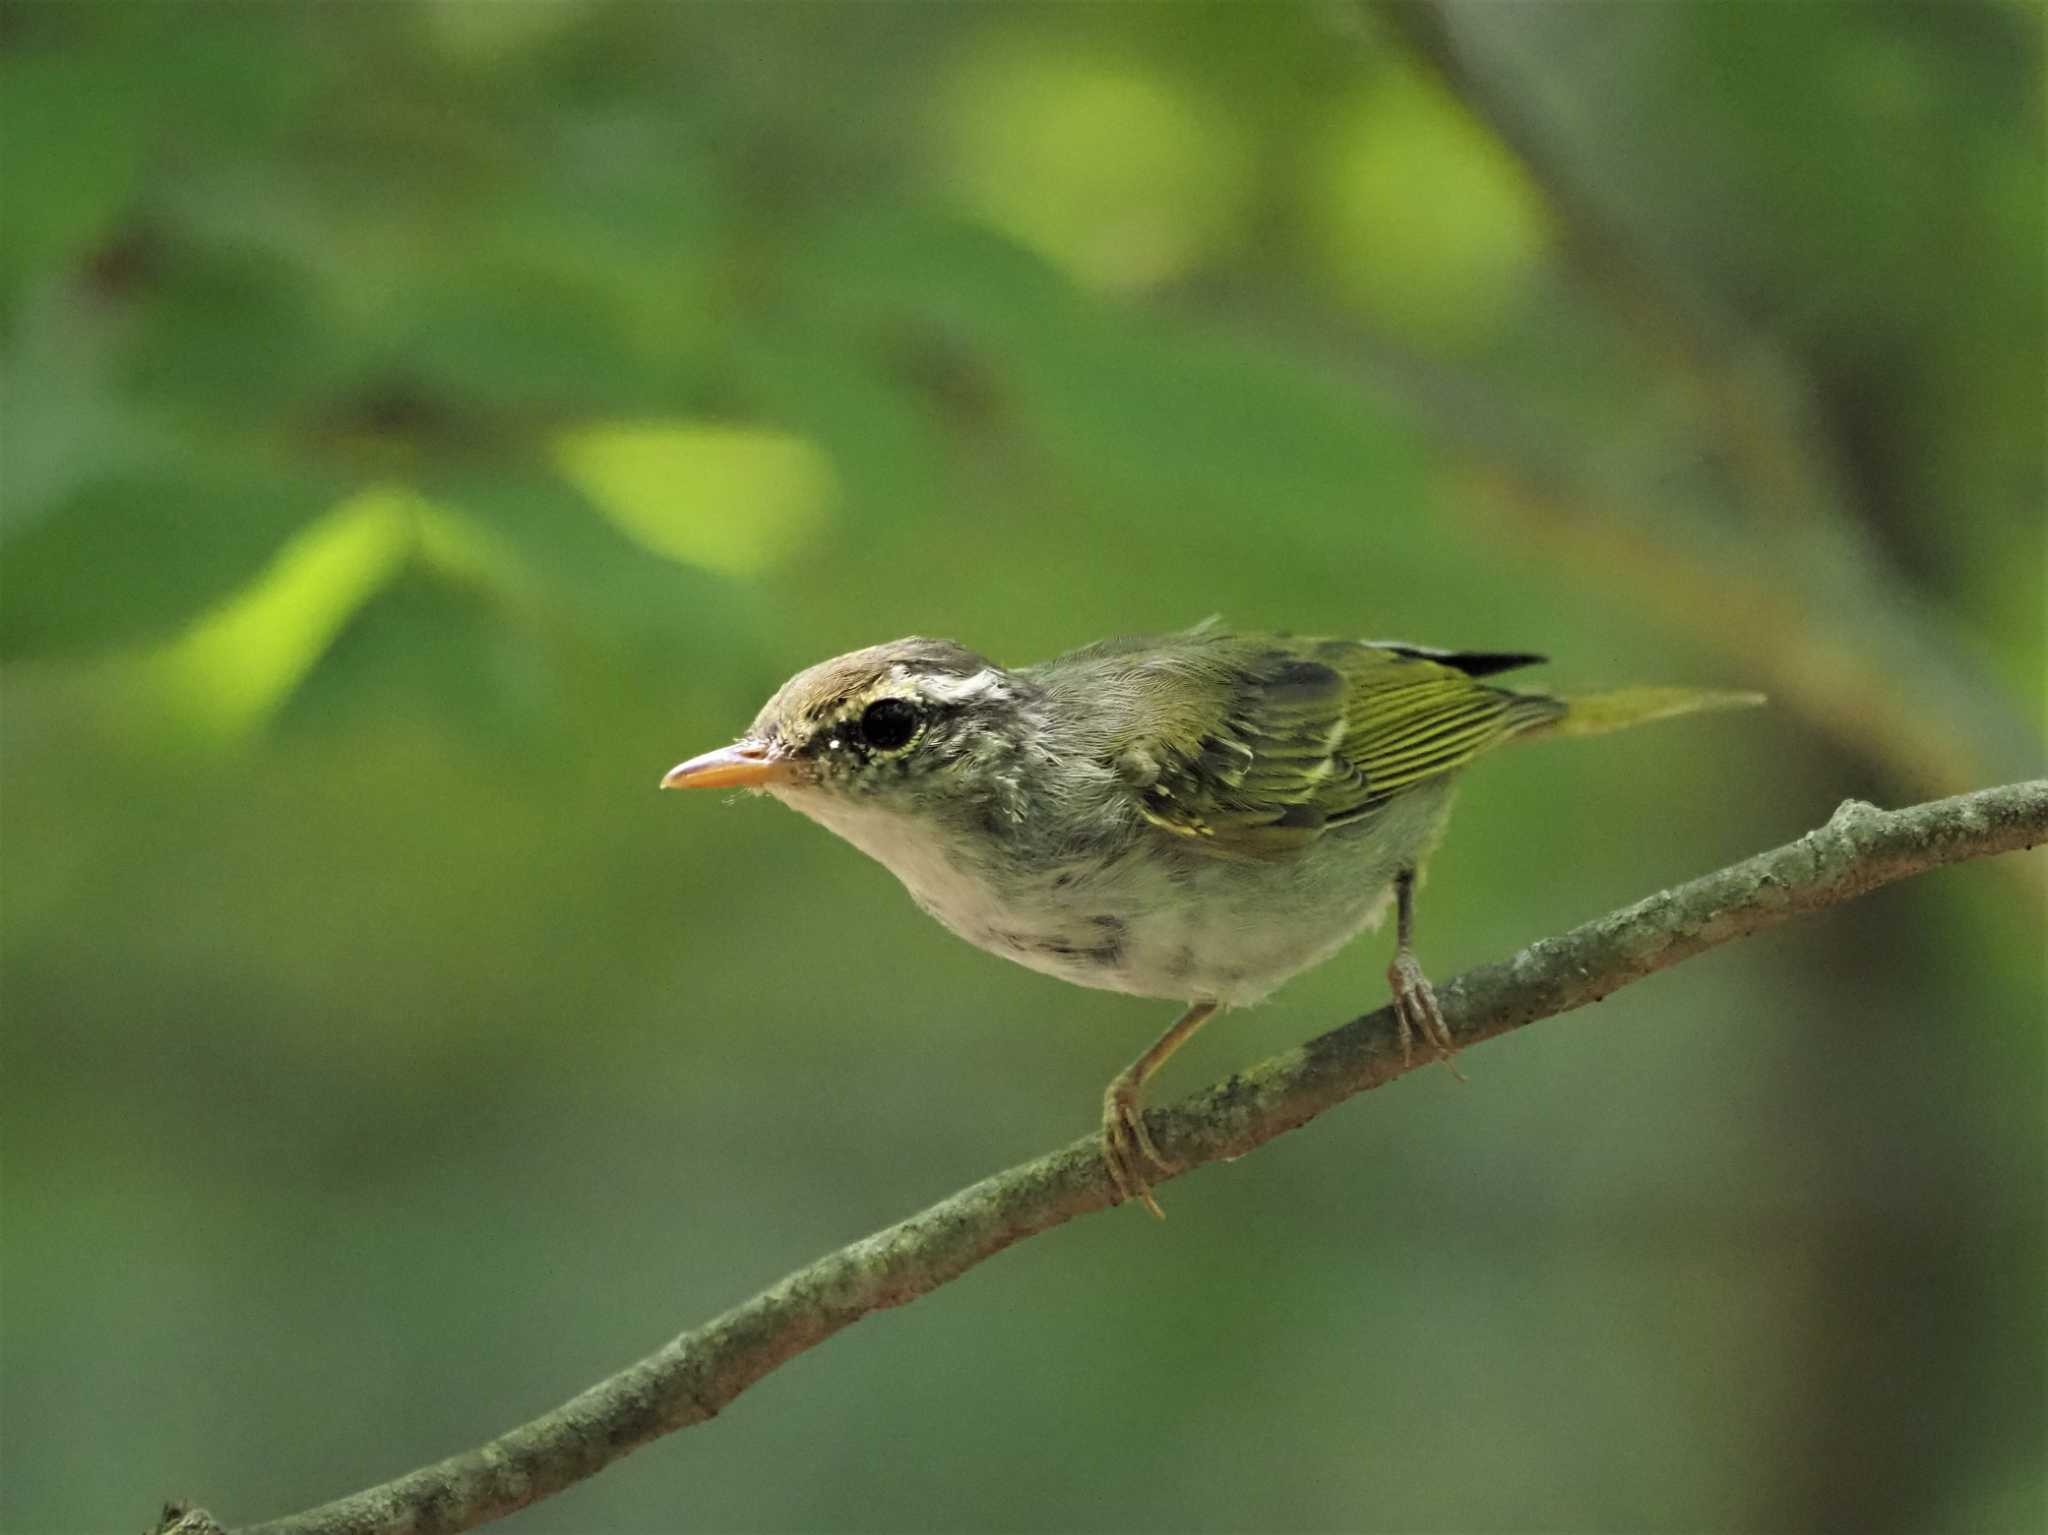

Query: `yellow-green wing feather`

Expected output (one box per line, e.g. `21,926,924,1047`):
1323,643,1561,810
1113,637,1559,859
1080,630,1761,862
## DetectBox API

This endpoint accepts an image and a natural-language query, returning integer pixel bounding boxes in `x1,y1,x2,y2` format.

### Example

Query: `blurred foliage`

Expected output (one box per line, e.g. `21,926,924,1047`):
1,3,2041,1533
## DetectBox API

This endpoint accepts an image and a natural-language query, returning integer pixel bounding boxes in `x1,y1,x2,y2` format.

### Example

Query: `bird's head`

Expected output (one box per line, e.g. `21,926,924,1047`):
661,637,1038,816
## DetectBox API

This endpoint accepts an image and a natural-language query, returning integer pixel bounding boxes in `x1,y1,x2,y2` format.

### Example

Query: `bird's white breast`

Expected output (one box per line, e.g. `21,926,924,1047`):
771,787,1018,947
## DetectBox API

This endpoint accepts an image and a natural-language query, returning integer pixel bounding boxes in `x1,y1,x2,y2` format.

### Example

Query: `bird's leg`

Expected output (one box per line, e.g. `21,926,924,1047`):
1101,1000,1218,1218
1387,867,1465,1080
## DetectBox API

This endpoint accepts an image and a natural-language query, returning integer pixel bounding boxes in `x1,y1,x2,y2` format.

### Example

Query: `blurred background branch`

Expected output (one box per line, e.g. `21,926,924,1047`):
1360,0,2040,799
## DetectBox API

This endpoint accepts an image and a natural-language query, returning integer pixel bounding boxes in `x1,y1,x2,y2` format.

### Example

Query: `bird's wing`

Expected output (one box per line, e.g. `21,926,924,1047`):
1110,638,1563,860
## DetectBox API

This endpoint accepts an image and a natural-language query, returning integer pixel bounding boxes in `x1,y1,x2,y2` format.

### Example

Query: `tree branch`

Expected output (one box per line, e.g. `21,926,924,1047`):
179,781,2046,1535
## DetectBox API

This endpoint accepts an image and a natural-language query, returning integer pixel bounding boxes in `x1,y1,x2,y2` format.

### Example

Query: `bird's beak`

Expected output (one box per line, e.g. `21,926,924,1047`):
659,741,790,791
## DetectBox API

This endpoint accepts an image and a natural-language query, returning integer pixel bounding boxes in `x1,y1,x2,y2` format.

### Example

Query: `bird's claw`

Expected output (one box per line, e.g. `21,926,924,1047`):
1388,951,1465,1081
1101,1079,1174,1218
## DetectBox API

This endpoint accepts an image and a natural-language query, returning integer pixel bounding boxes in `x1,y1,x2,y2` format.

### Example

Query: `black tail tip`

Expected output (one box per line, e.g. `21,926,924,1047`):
1379,644,1547,678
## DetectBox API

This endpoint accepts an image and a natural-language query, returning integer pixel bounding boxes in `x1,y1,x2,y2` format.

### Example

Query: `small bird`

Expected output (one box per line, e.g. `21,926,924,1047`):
663,626,1759,1215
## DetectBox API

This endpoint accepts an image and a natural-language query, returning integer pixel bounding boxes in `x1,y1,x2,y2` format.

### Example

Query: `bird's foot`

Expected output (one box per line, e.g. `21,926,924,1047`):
1101,1074,1174,1219
1388,950,1466,1081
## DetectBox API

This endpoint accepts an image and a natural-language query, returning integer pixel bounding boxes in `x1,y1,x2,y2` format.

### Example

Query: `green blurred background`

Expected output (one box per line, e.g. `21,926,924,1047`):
2,3,2042,1531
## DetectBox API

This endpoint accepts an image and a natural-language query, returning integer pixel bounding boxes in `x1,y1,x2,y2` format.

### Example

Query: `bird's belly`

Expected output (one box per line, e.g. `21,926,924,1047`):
939,843,1405,1008
775,782,1445,1009
1061,865,1394,1005
996,791,1454,1005
775,789,1015,948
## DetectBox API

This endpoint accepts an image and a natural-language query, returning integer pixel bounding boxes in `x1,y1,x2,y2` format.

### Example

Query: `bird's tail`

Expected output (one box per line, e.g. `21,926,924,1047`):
1537,685,1766,739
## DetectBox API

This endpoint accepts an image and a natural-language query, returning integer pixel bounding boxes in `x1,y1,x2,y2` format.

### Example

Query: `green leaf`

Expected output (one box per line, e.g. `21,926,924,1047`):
421,469,767,653
796,208,1424,540
729,324,950,534
0,469,338,660
272,562,560,751
120,243,352,419
0,49,145,319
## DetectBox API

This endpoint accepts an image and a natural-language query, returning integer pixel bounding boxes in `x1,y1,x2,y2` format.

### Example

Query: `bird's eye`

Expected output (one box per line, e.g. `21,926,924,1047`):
858,697,920,751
